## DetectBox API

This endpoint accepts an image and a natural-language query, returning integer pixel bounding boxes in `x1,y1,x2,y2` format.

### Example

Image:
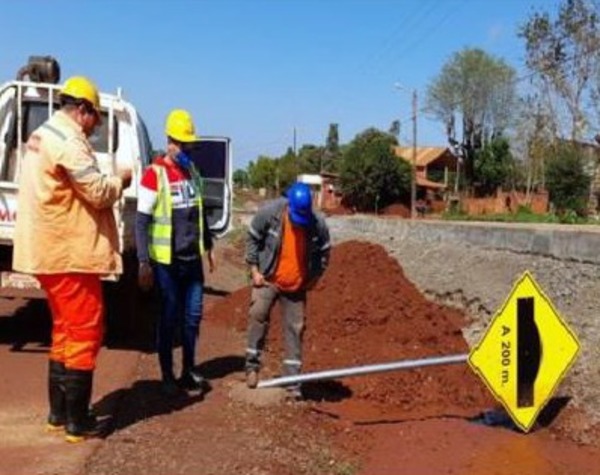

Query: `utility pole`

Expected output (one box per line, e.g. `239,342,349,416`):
411,89,418,220
293,126,297,155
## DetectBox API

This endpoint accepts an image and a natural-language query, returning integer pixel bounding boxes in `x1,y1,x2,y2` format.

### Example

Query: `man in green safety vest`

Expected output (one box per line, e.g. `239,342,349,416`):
136,109,215,396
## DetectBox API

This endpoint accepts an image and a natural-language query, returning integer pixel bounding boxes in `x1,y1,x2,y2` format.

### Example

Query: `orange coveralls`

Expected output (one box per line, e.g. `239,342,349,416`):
13,110,124,370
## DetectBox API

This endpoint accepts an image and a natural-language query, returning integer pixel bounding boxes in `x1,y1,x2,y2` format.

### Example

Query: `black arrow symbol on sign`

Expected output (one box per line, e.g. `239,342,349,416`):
517,297,542,408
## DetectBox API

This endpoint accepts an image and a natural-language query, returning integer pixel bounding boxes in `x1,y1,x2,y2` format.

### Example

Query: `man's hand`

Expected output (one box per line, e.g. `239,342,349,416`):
207,249,216,273
117,168,133,189
138,262,153,291
251,266,265,287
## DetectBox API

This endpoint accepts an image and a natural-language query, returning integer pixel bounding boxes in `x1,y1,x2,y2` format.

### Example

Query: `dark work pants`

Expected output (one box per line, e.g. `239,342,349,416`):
153,260,204,381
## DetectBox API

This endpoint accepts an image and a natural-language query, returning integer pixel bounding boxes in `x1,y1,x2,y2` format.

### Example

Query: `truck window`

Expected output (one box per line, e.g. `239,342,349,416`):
23,102,118,154
0,98,119,183
87,110,118,154
186,138,231,234
23,102,51,141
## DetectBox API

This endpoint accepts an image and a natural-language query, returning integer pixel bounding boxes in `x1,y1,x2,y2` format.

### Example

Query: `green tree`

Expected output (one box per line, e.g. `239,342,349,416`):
322,123,341,172
426,48,516,183
232,169,249,188
520,0,600,140
512,94,555,199
340,128,410,211
545,143,591,214
473,137,515,196
277,147,300,190
248,156,277,190
297,144,324,174
388,120,401,139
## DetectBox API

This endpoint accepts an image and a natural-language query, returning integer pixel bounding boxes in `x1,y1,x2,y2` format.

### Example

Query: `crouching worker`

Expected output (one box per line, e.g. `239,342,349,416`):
245,182,331,399
13,76,132,443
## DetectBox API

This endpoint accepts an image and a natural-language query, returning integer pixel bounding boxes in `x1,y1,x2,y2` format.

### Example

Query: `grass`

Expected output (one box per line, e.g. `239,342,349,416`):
442,206,598,225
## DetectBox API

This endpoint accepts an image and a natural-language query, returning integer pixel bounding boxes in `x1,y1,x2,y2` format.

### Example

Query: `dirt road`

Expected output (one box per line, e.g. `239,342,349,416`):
1,238,599,475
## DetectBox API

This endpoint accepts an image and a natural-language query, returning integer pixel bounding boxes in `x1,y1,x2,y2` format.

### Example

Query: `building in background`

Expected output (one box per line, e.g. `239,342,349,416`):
297,172,341,210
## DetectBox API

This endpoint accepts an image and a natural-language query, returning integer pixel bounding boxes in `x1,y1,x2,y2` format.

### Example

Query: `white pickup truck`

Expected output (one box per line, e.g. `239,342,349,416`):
0,56,232,343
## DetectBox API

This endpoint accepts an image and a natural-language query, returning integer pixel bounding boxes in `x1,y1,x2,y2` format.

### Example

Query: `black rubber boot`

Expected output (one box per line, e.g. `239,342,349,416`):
64,369,100,443
46,360,66,432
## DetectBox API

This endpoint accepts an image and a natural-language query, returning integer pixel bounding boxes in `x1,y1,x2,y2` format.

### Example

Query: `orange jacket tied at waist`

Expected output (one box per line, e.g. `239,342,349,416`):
13,110,124,275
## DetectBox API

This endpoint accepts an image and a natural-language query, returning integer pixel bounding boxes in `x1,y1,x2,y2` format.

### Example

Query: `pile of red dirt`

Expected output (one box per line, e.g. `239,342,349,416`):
207,241,494,418
380,203,411,217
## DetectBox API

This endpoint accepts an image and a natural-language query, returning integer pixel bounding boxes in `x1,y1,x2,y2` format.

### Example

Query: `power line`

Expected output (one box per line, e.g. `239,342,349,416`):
366,1,443,78
388,4,458,68
322,0,461,141
355,1,437,77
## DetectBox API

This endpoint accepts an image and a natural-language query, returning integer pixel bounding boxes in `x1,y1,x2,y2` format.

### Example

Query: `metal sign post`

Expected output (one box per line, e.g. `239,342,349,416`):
257,354,468,389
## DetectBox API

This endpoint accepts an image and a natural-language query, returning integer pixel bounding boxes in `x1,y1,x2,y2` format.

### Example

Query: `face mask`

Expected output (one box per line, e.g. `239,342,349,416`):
175,151,192,169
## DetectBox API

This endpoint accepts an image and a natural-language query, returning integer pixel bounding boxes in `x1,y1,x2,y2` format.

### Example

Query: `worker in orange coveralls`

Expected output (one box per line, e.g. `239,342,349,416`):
13,76,132,443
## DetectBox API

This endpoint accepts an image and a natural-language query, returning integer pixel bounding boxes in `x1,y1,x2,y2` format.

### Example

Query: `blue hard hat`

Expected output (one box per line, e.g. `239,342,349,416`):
286,182,312,227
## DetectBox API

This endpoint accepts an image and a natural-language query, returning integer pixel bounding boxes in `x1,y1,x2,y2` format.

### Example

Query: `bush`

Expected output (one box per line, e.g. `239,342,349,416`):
473,137,515,195
545,144,591,215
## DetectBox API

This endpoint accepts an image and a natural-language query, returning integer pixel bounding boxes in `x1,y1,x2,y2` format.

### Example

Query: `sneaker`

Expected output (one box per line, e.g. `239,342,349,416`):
179,371,207,392
246,370,259,389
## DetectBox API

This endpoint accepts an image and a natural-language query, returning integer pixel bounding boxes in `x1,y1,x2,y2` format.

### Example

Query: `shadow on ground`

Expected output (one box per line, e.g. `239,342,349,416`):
302,380,353,403
94,354,245,437
0,298,51,351
0,293,157,353
467,396,572,433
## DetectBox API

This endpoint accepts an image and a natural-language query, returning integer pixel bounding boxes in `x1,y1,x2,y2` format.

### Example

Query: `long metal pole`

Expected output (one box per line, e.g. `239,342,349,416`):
411,89,418,220
257,353,468,389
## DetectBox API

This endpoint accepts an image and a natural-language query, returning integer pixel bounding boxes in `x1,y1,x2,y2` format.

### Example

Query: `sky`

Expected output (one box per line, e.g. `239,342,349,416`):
0,0,562,170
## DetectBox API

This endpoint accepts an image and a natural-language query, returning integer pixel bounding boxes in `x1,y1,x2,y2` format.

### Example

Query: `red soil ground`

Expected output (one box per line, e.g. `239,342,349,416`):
205,240,600,474
4,239,599,475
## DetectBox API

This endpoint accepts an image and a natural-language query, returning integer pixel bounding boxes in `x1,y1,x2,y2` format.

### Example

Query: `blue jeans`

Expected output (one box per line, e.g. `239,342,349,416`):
153,260,204,381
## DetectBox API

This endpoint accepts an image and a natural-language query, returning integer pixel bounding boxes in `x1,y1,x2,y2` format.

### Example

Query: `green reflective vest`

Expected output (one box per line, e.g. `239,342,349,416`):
148,163,205,264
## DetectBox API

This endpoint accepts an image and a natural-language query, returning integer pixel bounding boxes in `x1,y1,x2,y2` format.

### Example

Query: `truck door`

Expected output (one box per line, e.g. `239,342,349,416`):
186,137,232,237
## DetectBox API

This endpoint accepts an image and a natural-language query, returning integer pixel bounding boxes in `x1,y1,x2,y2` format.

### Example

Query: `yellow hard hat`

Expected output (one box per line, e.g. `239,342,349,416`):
60,76,100,112
165,109,199,143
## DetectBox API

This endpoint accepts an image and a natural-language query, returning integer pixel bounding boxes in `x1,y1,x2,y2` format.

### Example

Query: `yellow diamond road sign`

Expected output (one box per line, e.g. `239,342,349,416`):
468,271,580,432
